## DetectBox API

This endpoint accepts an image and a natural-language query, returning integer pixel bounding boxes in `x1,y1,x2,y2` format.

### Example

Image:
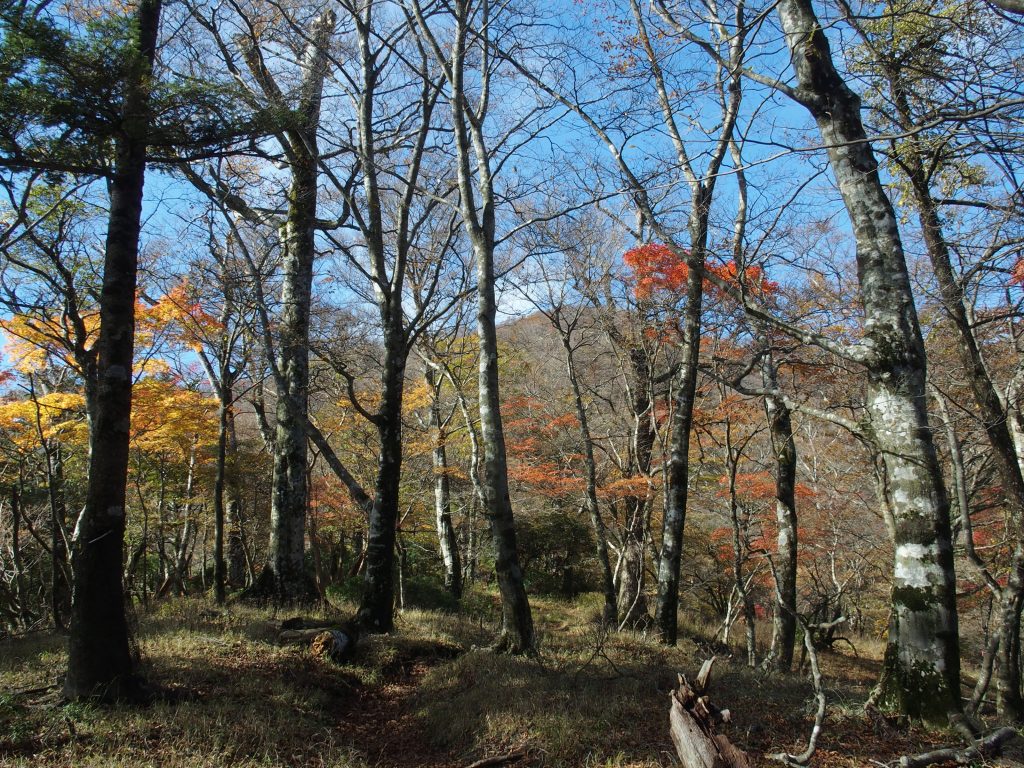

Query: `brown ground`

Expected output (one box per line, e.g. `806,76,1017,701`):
1,596,1022,767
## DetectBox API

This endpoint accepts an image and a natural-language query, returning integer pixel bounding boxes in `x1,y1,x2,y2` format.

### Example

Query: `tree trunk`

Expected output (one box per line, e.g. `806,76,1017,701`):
655,201,708,645
619,348,654,627
227,499,245,588
357,329,406,632
427,366,463,599
49,445,70,631
765,361,798,672
892,84,1024,722
996,555,1024,719
433,0,534,652
257,11,334,604
774,0,961,719
11,487,30,627
560,330,616,625
63,0,160,702
213,390,229,604
476,243,534,652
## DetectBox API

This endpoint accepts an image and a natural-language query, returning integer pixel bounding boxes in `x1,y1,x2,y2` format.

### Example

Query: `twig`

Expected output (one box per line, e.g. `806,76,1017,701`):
464,749,529,768
11,682,59,697
769,617,846,766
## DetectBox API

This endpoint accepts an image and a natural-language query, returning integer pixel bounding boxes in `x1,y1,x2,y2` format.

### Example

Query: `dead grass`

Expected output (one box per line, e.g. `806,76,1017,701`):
0,592,1019,767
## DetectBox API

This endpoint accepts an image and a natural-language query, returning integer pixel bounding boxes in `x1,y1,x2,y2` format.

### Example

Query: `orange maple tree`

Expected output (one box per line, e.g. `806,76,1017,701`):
623,243,779,299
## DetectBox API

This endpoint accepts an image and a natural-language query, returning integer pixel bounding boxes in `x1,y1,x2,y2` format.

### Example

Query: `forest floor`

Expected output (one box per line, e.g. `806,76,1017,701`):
0,593,1021,767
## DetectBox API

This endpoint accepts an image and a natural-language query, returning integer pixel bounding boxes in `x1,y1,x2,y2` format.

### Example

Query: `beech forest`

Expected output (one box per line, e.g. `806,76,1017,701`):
0,0,1023,765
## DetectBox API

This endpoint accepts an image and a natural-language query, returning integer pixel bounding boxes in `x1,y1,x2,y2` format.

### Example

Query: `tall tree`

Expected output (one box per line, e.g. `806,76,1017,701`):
848,0,1024,718
183,2,336,602
409,0,537,652
0,0,163,700
753,0,961,719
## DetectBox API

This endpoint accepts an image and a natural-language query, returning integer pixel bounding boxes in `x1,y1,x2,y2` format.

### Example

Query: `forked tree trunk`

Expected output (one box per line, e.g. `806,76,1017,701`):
64,0,161,702
412,0,534,651
353,5,440,630
258,12,334,603
774,0,961,719
619,347,654,627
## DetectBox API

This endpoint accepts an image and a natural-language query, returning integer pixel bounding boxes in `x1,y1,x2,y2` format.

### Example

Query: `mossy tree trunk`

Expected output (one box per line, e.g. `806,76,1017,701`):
773,0,961,719
764,359,798,673
243,11,334,603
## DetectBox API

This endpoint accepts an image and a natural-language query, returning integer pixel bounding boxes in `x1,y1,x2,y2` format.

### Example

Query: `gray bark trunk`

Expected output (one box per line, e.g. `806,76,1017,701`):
427,366,462,599
655,204,708,645
890,77,1024,721
418,0,534,651
764,361,798,672
260,12,334,603
774,0,960,719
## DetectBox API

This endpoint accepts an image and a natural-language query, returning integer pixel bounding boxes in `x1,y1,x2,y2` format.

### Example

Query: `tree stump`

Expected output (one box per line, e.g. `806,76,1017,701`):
669,658,752,768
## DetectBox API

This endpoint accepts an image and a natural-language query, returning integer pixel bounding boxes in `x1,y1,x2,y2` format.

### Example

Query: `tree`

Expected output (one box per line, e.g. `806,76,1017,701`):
182,2,336,602
0,0,164,700
408,0,538,652
0,0,254,695
732,0,962,718
848,0,1024,719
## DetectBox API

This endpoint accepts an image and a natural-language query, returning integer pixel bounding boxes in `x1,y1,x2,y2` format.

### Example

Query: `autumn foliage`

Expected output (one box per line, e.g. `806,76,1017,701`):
623,243,779,299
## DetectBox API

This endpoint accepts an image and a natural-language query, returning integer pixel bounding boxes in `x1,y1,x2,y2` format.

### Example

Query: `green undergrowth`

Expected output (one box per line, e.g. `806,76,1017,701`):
0,592,1016,767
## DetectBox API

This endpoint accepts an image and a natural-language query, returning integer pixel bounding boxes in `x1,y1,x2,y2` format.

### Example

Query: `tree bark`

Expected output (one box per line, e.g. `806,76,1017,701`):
889,73,1024,721
357,330,406,631
560,327,616,626
774,0,961,719
764,360,798,672
259,11,334,603
427,366,463,599
655,200,708,645
213,386,229,604
411,0,534,651
619,347,654,628
63,0,161,702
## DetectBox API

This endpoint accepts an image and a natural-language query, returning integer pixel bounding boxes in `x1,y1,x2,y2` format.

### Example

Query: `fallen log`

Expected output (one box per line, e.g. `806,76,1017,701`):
310,629,356,664
463,749,529,767
896,726,1018,768
276,617,359,663
278,627,336,645
669,658,752,768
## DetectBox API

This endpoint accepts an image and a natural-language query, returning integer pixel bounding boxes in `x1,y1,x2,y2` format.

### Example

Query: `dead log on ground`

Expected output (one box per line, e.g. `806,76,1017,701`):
669,657,752,768
276,617,358,663
894,726,1018,768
